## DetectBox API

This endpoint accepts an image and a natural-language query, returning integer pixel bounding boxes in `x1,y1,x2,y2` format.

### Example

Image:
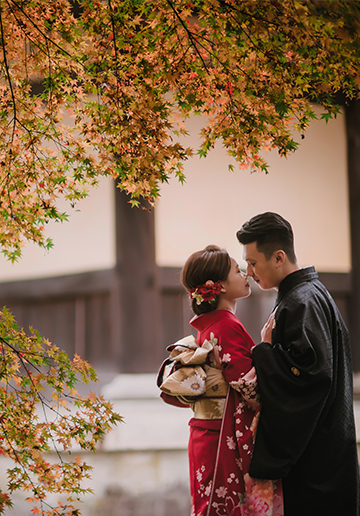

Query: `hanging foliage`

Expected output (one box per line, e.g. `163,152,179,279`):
0,308,122,515
0,0,359,259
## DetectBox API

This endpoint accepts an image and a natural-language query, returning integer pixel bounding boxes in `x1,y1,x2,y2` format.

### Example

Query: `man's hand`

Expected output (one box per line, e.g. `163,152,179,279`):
261,309,277,344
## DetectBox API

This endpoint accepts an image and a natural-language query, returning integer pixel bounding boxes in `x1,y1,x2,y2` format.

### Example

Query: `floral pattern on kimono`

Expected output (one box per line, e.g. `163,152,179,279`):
188,310,283,516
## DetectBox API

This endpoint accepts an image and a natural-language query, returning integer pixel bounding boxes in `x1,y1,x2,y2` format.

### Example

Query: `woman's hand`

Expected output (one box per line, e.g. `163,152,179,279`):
261,310,277,344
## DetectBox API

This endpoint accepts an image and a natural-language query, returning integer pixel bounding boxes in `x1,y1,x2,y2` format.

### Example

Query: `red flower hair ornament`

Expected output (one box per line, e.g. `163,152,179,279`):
190,280,222,305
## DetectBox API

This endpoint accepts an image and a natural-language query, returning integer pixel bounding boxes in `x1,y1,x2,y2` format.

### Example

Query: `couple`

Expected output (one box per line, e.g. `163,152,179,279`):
159,212,360,516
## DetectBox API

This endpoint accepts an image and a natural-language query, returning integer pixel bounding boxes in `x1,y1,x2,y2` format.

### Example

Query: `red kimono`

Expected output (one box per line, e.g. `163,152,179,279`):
183,310,283,516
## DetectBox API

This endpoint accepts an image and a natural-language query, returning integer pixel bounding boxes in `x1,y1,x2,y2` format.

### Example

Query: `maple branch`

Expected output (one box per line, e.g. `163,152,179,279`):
7,0,73,59
0,4,17,141
166,0,211,74
0,402,41,505
107,0,121,105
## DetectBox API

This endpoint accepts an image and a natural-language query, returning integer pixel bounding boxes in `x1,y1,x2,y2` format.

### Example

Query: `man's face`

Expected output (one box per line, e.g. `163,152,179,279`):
243,241,279,290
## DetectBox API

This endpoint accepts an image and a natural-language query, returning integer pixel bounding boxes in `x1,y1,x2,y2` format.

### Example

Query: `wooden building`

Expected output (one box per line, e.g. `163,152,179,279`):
0,106,355,375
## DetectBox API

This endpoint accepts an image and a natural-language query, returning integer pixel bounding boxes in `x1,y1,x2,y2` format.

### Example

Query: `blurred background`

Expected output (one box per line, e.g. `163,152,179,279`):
0,106,357,515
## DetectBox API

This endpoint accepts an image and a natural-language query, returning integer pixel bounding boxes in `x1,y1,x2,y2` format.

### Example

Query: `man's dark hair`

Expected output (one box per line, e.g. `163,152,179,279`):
236,212,297,263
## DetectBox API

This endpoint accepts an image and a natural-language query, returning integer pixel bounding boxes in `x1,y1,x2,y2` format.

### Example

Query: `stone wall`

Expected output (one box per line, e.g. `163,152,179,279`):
2,374,360,516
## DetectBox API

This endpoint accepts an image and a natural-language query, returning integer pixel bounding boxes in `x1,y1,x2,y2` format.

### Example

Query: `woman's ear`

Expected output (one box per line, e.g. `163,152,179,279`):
219,284,226,293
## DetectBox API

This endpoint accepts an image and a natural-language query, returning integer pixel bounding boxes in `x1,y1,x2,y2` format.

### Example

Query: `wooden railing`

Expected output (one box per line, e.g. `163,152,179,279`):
0,268,352,374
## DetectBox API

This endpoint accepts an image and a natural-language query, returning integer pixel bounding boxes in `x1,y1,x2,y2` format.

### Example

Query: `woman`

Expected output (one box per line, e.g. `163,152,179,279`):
159,245,283,516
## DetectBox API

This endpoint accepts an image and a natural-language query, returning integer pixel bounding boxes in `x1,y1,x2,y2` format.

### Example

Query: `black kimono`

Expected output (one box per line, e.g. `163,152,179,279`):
249,266,360,515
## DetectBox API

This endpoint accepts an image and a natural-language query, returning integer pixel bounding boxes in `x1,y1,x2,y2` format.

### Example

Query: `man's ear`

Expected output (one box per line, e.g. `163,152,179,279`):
274,250,285,267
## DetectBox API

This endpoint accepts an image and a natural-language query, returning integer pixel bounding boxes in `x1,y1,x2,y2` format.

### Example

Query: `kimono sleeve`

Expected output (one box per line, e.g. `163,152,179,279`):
160,392,190,408
216,320,258,408
249,298,333,480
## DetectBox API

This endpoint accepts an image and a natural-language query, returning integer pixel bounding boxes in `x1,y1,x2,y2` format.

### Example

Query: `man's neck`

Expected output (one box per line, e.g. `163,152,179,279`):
276,261,301,290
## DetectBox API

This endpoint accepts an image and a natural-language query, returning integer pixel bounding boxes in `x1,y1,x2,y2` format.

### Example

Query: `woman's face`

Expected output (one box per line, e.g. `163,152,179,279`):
221,258,251,300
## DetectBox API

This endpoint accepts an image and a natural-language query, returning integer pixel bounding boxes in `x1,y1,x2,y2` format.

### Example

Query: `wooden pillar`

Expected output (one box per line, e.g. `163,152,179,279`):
112,185,162,373
345,100,360,371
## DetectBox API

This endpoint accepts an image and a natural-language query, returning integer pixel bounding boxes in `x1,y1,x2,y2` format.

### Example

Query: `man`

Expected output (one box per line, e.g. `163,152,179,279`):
237,212,360,516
